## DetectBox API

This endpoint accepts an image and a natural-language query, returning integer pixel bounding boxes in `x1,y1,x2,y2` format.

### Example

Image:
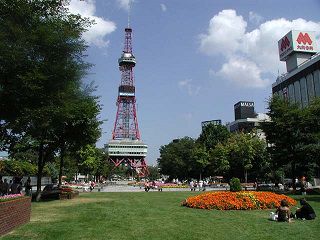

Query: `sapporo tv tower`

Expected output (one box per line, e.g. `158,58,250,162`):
106,20,149,177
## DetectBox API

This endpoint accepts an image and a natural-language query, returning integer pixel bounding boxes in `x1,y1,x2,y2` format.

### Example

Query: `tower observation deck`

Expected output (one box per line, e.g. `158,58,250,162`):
105,27,148,177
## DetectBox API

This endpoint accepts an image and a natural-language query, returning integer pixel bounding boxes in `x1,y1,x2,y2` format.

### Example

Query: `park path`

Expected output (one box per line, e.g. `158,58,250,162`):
99,184,225,192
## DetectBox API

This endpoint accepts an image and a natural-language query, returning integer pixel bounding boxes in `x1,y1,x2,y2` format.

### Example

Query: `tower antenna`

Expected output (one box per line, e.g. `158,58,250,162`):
127,2,130,27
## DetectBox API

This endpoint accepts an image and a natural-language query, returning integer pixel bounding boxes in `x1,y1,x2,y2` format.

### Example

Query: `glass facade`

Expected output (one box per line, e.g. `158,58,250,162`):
294,80,302,105
306,73,315,101
275,64,320,107
288,84,295,103
300,77,308,107
314,70,320,97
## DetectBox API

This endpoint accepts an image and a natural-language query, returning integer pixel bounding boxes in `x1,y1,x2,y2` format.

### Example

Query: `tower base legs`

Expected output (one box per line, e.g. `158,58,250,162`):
110,157,149,177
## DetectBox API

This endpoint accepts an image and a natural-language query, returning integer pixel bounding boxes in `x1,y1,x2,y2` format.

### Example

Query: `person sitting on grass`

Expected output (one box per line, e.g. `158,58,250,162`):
295,198,316,220
276,199,291,222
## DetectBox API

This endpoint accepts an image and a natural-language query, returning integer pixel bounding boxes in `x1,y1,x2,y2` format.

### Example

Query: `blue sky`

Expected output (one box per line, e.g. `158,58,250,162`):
67,0,320,165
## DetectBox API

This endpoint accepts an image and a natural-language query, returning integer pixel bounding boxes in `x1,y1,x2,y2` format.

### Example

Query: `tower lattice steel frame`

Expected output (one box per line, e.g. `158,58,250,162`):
108,27,148,177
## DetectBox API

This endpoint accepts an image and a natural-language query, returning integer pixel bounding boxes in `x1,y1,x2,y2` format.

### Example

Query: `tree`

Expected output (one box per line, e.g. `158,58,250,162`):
94,148,112,181
303,98,320,177
208,132,270,182
197,124,230,150
77,145,98,178
158,137,196,180
0,0,95,200
208,142,230,176
52,88,101,186
260,97,320,186
227,133,255,183
191,145,209,180
147,166,160,181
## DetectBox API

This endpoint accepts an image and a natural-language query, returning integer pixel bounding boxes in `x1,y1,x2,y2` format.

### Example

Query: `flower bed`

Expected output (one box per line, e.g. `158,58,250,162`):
0,194,24,203
0,196,31,236
182,191,296,210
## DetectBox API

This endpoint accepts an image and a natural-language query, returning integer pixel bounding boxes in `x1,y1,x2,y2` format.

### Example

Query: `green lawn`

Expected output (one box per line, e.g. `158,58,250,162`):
1,192,320,240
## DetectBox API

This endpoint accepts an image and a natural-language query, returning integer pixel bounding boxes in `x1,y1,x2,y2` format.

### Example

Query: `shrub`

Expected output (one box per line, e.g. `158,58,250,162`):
230,177,242,192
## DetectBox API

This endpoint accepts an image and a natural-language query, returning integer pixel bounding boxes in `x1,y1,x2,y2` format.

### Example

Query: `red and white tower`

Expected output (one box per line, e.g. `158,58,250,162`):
106,27,148,177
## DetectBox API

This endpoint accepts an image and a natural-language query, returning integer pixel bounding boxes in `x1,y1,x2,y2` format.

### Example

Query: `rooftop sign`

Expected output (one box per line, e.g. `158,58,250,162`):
278,30,317,61
234,101,254,109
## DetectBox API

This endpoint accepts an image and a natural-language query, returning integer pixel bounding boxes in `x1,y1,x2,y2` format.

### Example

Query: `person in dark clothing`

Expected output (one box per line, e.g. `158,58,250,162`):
295,198,316,220
0,178,5,196
10,178,22,194
24,177,32,196
276,199,291,222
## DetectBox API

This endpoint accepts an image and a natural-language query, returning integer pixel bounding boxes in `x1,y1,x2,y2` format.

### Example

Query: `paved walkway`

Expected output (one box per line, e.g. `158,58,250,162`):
98,185,228,192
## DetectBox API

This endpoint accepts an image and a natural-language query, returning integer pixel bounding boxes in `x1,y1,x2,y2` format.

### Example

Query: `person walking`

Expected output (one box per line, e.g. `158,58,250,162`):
189,180,194,191
198,180,203,191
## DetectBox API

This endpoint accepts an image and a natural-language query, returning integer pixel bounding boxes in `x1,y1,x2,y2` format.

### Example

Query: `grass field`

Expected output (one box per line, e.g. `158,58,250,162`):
1,192,320,240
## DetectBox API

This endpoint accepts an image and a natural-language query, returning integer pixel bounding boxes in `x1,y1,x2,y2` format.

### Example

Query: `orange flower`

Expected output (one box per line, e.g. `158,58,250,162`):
182,191,296,210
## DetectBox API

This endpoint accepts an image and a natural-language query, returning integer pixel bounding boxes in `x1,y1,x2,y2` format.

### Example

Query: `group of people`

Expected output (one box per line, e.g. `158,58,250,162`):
274,198,316,222
189,180,206,191
0,176,31,196
144,181,163,192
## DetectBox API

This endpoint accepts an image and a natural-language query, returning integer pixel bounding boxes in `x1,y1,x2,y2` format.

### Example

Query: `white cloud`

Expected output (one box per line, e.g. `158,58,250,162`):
160,3,167,12
178,79,201,96
199,9,320,88
215,57,270,88
199,9,247,56
117,0,134,11
249,11,263,25
68,0,116,47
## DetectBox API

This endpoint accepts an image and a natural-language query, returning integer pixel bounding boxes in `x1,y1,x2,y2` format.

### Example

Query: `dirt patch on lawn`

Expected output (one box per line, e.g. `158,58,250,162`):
56,196,112,206
31,197,111,223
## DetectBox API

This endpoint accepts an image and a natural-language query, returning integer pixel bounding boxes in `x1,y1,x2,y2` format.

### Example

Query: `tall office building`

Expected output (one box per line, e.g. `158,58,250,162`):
272,30,320,107
226,101,269,135
234,101,256,120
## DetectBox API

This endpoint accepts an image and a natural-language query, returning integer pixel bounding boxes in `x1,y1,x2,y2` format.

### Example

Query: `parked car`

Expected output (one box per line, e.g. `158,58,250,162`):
40,184,73,200
41,184,62,200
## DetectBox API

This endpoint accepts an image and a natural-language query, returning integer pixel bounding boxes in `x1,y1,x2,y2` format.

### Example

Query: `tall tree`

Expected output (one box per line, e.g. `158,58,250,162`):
260,96,320,187
208,142,230,176
191,145,209,180
208,132,270,182
0,0,95,200
158,137,196,180
197,124,230,150
52,88,101,186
